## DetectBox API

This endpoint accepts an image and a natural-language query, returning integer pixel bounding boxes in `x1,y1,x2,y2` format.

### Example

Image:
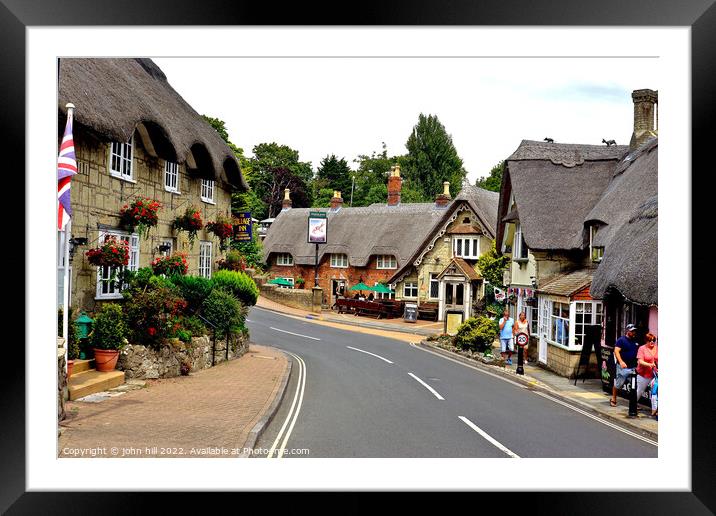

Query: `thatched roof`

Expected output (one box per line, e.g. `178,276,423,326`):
585,138,657,248
58,58,247,190
537,268,593,297
496,140,629,251
263,203,446,267
590,196,658,305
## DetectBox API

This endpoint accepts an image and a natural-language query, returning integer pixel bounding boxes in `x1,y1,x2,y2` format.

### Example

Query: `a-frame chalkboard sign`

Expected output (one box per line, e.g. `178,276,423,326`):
574,324,602,385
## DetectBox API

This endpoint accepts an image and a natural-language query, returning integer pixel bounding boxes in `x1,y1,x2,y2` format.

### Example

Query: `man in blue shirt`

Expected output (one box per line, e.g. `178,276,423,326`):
499,309,515,365
610,323,640,407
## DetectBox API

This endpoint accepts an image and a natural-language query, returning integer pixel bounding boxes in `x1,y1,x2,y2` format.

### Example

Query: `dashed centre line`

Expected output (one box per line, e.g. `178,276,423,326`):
458,416,520,458
346,346,394,364
408,373,445,400
270,327,321,340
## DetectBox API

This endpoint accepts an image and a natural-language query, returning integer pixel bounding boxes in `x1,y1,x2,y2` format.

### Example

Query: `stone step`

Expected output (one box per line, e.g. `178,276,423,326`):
68,369,125,401
71,359,94,374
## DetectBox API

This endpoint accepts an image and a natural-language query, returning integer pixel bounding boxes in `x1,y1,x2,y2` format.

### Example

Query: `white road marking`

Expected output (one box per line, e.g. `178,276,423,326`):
533,391,658,446
346,346,394,364
246,319,253,322
269,327,321,341
409,342,526,388
458,416,520,458
267,351,307,459
408,373,445,400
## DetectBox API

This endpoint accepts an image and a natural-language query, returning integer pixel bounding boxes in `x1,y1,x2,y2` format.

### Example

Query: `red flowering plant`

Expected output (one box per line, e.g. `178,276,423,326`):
151,253,189,277
119,197,162,239
85,235,129,268
206,214,234,251
172,207,203,248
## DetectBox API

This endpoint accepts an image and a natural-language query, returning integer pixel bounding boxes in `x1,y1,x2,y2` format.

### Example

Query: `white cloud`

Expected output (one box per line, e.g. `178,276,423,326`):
153,57,658,184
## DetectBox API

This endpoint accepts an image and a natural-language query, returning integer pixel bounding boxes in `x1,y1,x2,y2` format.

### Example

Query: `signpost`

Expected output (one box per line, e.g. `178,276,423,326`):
515,332,528,375
308,211,327,287
233,212,253,242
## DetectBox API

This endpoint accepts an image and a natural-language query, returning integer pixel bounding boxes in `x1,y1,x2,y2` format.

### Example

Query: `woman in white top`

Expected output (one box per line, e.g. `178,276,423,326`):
513,311,530,357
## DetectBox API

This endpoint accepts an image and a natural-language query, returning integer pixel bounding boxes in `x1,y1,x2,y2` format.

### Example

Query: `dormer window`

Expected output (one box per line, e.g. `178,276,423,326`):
513,223,528,260
330,253,349,268
276,253,293,266
376,255,397,269
109,137,134,181
590,225,604,263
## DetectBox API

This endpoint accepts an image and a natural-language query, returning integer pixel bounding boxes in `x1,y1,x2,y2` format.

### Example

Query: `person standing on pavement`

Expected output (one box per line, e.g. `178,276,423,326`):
610,323,640,407
514,311,530,358
499,309,515,365
636,333,658,412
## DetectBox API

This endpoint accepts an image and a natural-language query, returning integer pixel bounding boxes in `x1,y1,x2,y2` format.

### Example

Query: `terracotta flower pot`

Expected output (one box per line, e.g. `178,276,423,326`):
93,348,120,372
67,359,75,378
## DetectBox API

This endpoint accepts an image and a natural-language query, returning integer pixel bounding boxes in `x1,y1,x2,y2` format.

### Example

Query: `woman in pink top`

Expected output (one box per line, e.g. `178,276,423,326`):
636,333,658,413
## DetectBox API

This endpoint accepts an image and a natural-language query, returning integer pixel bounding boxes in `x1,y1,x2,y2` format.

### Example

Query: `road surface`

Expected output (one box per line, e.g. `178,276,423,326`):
246,307,657,458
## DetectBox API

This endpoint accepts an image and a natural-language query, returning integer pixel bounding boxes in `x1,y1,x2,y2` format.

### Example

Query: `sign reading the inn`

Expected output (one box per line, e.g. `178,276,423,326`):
233,212,253,242
308,211,327,244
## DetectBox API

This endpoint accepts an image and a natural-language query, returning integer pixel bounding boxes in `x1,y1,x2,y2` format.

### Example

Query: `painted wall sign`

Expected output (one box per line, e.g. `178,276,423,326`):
308,211,327,244
233,212,253,242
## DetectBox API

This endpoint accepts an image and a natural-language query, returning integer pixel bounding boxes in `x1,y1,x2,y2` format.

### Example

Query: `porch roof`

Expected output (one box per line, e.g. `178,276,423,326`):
537,268,594,298
436,257,482,281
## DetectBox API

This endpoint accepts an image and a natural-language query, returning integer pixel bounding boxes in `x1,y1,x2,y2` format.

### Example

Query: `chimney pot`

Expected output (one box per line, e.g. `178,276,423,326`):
281,188,292,211
387,163,402,206
330,190,344,210
630,89,658,150
435,181,452,208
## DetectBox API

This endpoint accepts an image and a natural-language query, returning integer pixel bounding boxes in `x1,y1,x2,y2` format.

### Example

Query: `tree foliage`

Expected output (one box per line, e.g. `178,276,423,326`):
475,161,504,193
476,241,510,288
316,155,352,196
403,114,467,200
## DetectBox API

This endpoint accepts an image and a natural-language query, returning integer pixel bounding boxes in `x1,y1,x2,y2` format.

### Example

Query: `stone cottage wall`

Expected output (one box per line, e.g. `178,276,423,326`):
118,332,249,380
69,130,234,312
259,284,321,313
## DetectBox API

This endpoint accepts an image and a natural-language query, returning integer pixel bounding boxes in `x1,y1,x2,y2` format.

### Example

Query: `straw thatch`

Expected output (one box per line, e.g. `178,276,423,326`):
497,140,628,250
590,196,658,305
58,58,247,190
585,138,657,248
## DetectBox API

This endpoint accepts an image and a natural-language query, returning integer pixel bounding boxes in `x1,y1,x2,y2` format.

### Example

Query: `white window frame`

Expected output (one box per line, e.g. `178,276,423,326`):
429,272,440,299
547,300,571,348
95,230,139,300
513,223,528,260
278,277,295,289
453,237,481,259
199,241,213,278
574,300,604,348
109,136,134,181
330,253,349,268
164,161,180,193
376,255,397,269
276,253,294,266
403,282,418,299
374,282,395,300
201,179,215,204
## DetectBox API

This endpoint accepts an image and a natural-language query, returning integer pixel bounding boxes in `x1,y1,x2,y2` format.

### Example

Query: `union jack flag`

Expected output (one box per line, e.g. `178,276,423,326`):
57,106,77,230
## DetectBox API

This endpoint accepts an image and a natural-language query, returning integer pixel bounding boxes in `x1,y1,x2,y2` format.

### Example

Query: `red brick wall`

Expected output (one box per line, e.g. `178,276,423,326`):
268,256,398,306
572,285,594,301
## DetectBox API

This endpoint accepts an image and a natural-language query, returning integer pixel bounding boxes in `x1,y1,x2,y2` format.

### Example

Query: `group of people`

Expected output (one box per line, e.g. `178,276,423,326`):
611,324,658,419
351,292,375,301
498,311,658,419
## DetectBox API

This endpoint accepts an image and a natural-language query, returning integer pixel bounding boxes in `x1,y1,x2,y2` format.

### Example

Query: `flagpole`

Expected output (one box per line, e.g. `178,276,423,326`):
61,103,75,372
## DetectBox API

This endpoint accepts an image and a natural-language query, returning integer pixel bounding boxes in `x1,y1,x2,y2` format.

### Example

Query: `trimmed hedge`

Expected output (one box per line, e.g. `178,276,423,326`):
211,270,259,306
454,316,498,352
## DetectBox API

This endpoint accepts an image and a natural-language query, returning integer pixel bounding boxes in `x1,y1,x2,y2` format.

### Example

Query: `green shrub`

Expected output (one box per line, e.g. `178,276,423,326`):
454,316,499,352
180,315,208,337
57,307,81,360
169,274,214,312
90,303,127,350
201,289,245,338
211,270,259,306
122,283,188,346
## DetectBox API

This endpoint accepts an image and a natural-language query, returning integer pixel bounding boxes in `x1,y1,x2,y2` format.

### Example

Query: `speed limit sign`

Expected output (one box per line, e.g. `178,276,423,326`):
515,332,529,347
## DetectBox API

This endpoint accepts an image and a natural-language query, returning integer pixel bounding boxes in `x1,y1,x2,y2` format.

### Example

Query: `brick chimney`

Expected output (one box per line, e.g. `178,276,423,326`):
281,188,292,211
330,190,343,211
387,164,402,206
435,181,451,208
629,89,658,150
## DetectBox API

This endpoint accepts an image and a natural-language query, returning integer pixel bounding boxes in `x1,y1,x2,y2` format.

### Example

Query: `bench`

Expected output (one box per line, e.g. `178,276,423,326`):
417,302,439,322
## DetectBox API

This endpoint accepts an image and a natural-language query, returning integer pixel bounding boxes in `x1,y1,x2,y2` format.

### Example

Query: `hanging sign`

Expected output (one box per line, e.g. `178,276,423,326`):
308,211,327,244
494,287,506,302
233,212,253,242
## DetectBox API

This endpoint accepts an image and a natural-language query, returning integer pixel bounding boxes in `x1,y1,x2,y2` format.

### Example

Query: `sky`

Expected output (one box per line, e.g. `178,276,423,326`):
153,57,659,184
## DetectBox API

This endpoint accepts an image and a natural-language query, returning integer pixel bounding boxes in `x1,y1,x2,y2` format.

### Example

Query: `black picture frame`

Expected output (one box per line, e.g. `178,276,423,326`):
4,0,713,512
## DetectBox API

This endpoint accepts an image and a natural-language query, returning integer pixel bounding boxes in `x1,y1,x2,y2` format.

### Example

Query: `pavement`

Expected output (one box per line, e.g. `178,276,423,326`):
248,307,657,457
255,295,657,440
58,344,289,458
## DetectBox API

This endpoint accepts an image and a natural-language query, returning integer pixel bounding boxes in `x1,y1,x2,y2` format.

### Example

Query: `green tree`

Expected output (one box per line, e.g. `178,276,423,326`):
403,114,467,200
476,241,509,288
475,161,505,193
350,144,409,206
315,155,352,196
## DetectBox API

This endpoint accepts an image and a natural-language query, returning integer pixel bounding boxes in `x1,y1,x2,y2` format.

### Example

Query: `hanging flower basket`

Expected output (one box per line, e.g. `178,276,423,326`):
172,208,203,248
85,236,129,268
206,215,234,251
216,251,247,272
119,198,161,239
151,253,189,277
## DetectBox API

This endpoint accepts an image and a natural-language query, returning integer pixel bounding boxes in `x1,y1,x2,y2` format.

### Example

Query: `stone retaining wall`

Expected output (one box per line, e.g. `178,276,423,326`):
259,283,321,313
118,332,249,379
58,344,67,422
